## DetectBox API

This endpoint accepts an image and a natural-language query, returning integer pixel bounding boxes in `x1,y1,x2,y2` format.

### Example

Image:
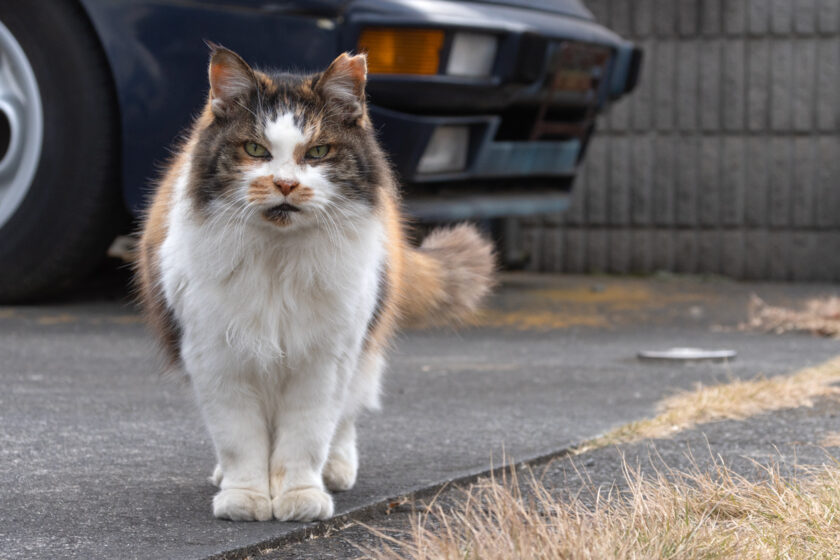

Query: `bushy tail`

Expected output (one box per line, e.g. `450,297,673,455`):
399,224,495,327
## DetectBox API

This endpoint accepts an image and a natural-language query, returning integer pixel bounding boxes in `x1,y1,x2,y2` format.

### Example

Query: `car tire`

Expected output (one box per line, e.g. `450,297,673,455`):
0,1,122,302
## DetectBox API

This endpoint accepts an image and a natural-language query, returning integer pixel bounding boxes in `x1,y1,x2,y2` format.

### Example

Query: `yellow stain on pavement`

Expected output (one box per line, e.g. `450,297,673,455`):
108,315,143,325
531,283,707,308
0,309,16,319
473,278,713,331
475,309,609,330
36,314,77,325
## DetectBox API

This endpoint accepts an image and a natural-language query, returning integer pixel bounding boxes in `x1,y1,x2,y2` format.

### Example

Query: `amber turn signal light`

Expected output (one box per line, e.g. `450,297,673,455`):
357,28,444,75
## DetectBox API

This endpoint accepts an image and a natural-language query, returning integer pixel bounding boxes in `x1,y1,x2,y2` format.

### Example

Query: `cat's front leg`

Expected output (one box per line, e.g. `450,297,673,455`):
190,371,273,521
323,416,358,492
324,347,385,492
269,354,342,522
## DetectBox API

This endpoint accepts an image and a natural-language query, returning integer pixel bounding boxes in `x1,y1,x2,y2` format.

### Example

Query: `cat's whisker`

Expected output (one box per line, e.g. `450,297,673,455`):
325,211,359,241
211,201,255,260
235,98,259,120
231,205,256,256
209,199,247,241
323,201,363,236
322,214,344,267
314,208,342,258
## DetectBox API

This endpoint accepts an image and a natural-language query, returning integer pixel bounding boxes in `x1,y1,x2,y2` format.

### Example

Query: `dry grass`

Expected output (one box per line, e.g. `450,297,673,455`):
363,356,840,560
740,295,840,338
574,355,840,454
365,455,840,560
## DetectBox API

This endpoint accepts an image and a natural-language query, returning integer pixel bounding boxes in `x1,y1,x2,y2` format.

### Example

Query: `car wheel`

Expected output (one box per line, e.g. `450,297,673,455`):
0,1,122,302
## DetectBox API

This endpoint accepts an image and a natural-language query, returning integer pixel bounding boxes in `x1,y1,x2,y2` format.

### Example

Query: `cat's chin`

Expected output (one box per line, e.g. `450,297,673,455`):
262,203,301,227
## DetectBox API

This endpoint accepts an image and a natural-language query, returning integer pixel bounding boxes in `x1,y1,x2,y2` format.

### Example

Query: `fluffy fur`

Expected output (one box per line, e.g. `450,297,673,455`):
136,47,494,522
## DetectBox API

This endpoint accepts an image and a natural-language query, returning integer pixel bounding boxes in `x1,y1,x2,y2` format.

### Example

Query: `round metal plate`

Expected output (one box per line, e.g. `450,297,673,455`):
637,347,737,362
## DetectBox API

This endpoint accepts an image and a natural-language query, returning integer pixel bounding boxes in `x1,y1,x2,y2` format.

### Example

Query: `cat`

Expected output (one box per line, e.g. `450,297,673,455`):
135,46,494,522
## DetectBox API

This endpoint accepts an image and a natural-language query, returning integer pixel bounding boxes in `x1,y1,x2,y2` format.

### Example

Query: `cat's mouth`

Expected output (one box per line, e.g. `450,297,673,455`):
263,203,301,223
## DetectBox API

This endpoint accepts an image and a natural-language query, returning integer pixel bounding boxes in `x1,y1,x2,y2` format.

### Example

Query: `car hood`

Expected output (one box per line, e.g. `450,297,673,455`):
215,0,592,19
457,0,592,19
272,0,593,20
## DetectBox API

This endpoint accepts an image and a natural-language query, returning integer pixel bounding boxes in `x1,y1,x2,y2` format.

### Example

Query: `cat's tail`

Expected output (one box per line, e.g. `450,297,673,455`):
398,224,495,327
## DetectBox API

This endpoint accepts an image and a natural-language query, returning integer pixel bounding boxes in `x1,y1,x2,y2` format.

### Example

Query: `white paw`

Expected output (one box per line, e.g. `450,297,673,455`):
209,464,223,487
212,488,272,521
272,486,334,522
323,456,357,492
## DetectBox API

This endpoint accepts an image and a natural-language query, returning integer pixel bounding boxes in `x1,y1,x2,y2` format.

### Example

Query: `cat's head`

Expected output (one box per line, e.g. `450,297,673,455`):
189,46,387,231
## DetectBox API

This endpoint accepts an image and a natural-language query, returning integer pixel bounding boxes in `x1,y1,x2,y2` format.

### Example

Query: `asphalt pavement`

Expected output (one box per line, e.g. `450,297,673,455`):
1,272,838,559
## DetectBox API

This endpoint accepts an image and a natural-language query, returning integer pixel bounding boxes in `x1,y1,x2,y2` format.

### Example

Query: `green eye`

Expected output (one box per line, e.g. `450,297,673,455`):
306,145,330,159
244,141,270,158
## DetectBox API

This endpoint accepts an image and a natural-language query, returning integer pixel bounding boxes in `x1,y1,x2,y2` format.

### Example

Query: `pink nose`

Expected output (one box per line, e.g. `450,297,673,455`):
274,179,299,196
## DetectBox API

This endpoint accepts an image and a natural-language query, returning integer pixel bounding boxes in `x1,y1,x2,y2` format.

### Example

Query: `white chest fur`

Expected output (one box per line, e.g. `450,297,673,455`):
159,175,385,373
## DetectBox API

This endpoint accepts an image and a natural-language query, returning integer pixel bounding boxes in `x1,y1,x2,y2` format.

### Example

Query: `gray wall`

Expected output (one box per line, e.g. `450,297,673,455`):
514,0,840,280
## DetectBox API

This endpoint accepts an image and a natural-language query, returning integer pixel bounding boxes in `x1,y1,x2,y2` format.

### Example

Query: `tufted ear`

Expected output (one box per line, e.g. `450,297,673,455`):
207,44,257,117
315,53,367,122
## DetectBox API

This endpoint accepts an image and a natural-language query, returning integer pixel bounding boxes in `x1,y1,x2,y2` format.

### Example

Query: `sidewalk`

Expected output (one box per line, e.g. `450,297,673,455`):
0,274,837,559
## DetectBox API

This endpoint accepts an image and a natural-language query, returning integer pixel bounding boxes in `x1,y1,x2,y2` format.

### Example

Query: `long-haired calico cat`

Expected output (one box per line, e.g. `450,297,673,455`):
136,46,493,522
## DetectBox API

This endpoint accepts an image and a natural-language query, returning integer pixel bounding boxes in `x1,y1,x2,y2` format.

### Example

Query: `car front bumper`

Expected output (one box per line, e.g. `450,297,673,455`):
346,0,641,219
371,105,582,183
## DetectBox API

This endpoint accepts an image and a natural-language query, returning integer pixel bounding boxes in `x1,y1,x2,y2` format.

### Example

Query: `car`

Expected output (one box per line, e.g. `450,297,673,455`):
0,0,640,302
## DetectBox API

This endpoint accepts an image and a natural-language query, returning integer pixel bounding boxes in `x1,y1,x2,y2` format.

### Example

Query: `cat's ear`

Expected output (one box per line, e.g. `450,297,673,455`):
207,45,257,117
316,53,367,122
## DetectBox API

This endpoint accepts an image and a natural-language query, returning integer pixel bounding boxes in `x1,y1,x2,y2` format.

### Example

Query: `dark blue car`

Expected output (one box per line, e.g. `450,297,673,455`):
0,0,639,301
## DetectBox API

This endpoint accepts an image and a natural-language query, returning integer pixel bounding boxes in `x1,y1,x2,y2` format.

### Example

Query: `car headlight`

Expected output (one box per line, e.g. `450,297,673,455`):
417,126,470,174
357,28,497,78
446,32,497,77
357,28,445,75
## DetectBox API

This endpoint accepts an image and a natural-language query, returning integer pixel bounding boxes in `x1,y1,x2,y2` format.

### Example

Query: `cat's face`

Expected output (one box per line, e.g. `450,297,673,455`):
189,48,384,231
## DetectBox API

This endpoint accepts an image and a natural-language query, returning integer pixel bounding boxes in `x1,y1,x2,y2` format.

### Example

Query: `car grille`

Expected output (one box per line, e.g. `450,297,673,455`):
496,41,611,142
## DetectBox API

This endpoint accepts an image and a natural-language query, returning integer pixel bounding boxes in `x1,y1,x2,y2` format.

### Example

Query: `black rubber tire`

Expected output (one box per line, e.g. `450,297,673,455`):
0,1,122,303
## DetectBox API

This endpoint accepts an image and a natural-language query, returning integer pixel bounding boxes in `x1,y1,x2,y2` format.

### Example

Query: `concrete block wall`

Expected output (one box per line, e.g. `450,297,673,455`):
516,0,840,280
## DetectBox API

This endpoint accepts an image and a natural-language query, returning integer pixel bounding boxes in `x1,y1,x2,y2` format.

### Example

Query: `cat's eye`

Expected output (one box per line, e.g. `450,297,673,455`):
305,145,330,159
244,141,270,158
